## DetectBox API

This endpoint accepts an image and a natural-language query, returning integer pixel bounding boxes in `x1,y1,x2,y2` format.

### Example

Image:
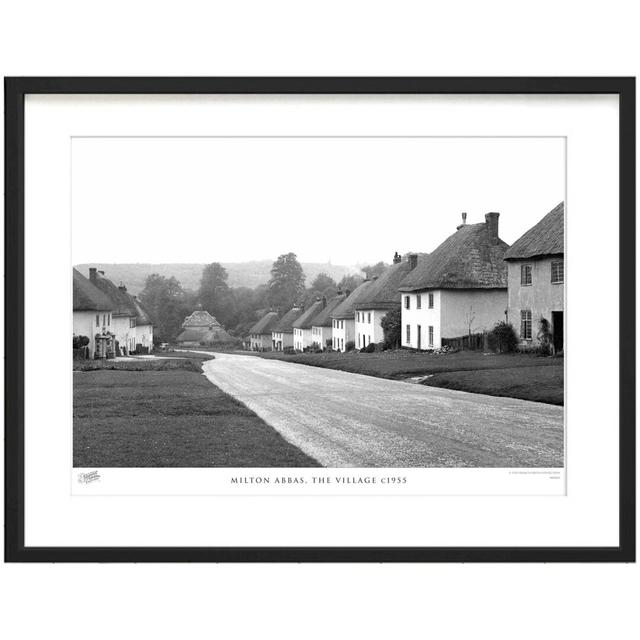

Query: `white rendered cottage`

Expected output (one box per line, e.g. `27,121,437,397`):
88,268,155,355
398,212,509,350
248,311,279,351
504,202,564,352
353,252,422,349
292,298,327,351
330,280,375,352
72,268,116,359
272,306,304,351
310,291,347,349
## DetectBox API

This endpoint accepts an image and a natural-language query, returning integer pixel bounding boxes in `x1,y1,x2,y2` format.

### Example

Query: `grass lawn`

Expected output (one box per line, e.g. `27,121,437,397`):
238,349,564,405
73,362,320,467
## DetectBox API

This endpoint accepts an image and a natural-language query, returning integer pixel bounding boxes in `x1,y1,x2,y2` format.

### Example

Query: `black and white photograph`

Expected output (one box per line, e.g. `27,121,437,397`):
72,136,565,472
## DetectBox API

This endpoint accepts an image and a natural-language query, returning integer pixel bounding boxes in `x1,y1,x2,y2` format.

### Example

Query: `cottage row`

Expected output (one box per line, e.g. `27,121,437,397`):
73,267,154,358
249,202,565,353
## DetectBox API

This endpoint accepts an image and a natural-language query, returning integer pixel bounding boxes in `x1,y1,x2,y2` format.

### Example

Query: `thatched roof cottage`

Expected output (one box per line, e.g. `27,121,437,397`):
353,252,422,348
73,268,115,359
249,311,279,351
330,279,375,351
87,267,155,355
292,298,327,351
272,306,304,351
398,212,509,349
176,309,235,347
310,291,348,350
504,202,564,352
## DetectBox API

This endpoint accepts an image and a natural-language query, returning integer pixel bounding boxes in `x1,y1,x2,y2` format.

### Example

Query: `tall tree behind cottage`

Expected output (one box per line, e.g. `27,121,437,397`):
197,262,235,326
139,274,194,342
268,252,306,313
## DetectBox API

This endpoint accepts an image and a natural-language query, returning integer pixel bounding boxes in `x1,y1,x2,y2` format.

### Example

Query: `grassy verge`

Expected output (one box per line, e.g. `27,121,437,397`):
74,367,320,467
73,357,210,373
239,349,563,405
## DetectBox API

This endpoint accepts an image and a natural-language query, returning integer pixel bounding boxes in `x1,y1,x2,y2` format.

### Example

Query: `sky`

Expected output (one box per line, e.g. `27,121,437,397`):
72,136,565,266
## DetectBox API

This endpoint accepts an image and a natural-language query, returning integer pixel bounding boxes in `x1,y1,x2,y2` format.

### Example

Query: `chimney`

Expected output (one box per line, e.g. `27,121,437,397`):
407,253,418,271
322,296,327,308
485,212,500,241
345,288,352,297
118,282,127,293
89,267,97,282
457,212,468,230
393,251,402,264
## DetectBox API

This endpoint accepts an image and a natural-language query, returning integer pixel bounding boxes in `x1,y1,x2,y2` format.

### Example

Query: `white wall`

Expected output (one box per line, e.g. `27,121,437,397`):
401,291,442,349
73,310,114,358
440,289,508,338
136,323,154,352
507,258,564,344
250,333,272,351
272,331,293,351
331,317,355,352
355,308,387,347
312,325,332,349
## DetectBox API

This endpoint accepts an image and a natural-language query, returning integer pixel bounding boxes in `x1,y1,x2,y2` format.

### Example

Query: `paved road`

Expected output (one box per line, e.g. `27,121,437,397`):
200,353,564,468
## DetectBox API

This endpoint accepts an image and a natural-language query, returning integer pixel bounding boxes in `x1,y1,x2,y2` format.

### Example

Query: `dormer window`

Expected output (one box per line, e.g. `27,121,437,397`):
521,264,532,286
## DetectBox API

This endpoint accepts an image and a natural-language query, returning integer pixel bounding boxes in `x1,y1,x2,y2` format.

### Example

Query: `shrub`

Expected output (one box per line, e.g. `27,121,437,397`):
360,342,376,353
488,321,518,353
537,317,553,355
345,340,356,352
380,307,401,349
73,335,90,349
283,346,296,354
325,337,333,349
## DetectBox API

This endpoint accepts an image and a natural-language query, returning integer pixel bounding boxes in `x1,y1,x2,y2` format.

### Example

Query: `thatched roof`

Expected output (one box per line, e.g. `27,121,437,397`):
399,221,509,292
131,296,153,325
73,268,114,311
311,293,347,327
89,271,141,317
176,326,235,344
182,310,221,328
273,307,304,333
331,280,376,319
249,311,279,335
504,202,564,261
354,258,422,310
293,299,326,330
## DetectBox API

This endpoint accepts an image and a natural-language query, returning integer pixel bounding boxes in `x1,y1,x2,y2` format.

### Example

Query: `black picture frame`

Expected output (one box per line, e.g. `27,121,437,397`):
4,77,636,563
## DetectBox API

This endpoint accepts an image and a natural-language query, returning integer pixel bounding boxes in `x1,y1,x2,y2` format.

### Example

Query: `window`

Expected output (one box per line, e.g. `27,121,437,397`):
96,314,99,327
428,325,434,347
367,312,371,323
520,310,532,340
406,324,411,343
428,293,434,309
416,294,422,309
551,260,564,284
521,264,532,286
341,320,344,329
130,317,136,328
404,296,410,310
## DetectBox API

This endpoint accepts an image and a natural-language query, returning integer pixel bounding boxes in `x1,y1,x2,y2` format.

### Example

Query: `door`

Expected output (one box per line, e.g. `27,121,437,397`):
552,311,563,353
417,324,422,350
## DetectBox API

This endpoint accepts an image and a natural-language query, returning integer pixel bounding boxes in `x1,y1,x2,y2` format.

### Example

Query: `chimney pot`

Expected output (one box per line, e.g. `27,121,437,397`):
485,211,500,241
393,251,402,264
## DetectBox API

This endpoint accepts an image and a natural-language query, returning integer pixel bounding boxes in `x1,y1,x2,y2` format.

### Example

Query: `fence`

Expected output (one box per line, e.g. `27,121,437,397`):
441,331,488,351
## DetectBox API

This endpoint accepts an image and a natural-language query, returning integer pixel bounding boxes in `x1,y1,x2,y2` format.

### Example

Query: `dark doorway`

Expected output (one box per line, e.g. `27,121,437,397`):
552,311,563,353
417,324,422,350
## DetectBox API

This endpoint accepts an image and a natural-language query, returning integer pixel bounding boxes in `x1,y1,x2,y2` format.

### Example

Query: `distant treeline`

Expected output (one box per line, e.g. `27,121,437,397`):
130,255,389,343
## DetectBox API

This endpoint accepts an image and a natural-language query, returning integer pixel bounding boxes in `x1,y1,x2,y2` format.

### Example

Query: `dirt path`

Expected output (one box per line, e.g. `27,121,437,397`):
199,352,564,468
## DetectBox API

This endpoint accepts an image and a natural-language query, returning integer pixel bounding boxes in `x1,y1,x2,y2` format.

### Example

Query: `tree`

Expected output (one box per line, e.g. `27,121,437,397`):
338,273,364,293
139,274,193,342
197,263,235,326
361,261,388,280
487,321,518,353
306,272,337,305
268,252,306,313
380,306,402,349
